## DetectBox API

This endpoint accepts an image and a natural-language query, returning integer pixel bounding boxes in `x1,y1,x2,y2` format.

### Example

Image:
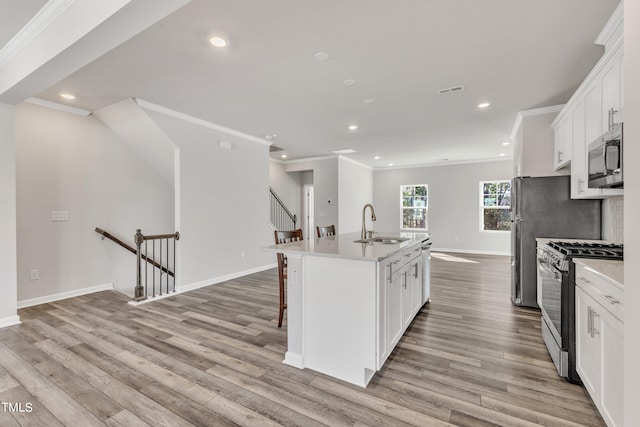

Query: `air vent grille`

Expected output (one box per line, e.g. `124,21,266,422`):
437,85,465,95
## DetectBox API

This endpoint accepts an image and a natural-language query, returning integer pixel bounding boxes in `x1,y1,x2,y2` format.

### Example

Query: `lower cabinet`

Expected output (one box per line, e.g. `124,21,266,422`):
575,262,624,427
378,244,423,368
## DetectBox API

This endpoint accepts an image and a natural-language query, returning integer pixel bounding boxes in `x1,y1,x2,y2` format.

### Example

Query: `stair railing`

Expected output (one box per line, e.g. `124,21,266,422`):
95,227,179,301
269,187,297,231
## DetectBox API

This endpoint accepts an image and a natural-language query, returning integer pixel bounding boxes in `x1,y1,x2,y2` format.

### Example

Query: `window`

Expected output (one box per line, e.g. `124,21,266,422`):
401,185,428,230
480,181,511,231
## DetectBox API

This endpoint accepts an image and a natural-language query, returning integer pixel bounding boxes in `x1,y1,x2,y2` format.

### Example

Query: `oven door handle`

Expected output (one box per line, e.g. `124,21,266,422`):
538,259,562,280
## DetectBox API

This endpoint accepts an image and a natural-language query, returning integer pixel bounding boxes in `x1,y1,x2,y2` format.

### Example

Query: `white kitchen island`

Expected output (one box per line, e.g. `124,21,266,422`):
262,231,430,387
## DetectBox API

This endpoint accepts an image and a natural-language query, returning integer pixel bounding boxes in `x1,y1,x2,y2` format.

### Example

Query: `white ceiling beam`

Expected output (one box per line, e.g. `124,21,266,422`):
0,0,191,104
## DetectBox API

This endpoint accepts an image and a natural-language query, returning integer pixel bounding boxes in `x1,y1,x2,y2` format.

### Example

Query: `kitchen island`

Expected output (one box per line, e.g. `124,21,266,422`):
263,231,430,387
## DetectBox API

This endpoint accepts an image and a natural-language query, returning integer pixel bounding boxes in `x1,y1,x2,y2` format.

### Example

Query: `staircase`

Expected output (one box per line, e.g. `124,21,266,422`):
269,187,297,231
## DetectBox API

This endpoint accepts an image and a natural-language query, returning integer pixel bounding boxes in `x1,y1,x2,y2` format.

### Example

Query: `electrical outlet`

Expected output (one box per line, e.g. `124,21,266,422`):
30,269,39,280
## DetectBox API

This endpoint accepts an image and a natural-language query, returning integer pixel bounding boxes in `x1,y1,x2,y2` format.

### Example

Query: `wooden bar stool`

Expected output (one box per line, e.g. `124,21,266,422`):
274,229,303,327
316,224,336,237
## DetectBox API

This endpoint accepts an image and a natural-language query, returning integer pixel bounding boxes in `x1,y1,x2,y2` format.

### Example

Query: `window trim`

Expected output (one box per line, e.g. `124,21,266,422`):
479,180,511,233
400,184,429,231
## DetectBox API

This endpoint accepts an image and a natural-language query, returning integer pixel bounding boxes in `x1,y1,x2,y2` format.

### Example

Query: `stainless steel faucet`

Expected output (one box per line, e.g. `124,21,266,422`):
361,204,377,239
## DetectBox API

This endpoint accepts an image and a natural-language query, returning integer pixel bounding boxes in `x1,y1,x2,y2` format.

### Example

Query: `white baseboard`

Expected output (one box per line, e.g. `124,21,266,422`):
17,283,114,309
0,315,21,329
177,263,277,294
432,247,511,256
283,351,304,369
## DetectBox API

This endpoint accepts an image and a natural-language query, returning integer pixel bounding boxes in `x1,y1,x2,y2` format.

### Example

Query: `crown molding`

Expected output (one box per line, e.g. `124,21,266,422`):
135,98,271,147
510,104,565,141
0,0,75,69
25,97,91,116
595,2,624,50
376,156,513,171
338,155,373,170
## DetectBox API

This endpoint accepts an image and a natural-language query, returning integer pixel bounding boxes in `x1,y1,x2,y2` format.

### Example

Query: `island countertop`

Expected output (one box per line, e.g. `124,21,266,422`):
262,231,430,262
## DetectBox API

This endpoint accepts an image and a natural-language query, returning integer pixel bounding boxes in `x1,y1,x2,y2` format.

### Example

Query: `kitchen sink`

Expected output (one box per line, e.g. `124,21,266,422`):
353,237,411,244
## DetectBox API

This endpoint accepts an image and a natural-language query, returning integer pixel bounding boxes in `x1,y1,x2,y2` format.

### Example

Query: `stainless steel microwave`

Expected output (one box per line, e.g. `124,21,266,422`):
588,122,623,188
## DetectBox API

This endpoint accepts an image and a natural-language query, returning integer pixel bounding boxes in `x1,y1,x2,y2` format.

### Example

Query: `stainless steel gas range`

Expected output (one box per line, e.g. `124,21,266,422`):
537,240,623,383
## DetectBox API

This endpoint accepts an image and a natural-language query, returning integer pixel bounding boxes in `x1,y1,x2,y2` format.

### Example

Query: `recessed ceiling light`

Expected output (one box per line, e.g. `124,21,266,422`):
477,102,491,109
502,141,510,146
388,163,393,167
499,153,506,157
374,156,380,160
59,93,75,100
364,98,375,104
348,125,358,131
314,52,330,61
281,154,287,158
343,79,357,86
209,36,228,47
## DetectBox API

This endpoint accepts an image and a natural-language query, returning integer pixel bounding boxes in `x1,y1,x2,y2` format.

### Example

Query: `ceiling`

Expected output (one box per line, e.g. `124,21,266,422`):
1,0,620,168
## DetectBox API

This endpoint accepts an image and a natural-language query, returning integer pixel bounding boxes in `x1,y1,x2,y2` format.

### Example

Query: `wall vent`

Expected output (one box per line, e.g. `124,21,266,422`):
437,85,465,95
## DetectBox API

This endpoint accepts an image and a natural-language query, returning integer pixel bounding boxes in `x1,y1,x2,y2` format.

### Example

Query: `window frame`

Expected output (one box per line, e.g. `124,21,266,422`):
479,180,511,233
399,184,429,231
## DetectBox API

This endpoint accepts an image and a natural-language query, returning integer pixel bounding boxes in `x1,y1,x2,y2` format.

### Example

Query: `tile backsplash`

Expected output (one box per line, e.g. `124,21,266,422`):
602,196,624,242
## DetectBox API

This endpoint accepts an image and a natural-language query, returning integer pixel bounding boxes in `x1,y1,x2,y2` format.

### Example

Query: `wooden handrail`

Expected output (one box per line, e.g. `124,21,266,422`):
143,232,180,241
95,227,175,277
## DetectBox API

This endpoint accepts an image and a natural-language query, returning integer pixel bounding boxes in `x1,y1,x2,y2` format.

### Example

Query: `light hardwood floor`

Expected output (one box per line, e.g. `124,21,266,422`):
0,253,604,426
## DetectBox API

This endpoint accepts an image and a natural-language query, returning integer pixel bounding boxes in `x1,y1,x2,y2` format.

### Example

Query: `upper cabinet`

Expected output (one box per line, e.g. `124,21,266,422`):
552,3,624,199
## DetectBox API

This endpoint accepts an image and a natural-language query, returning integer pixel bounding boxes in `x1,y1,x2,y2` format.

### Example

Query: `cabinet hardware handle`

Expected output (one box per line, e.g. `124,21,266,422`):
591,310,600,338
603,294,620,305
402,272,407,289
577,178,584,193
414,263,419,279
405,254,412,257
587,306,592,335
577,275,590,283
557,151,563,162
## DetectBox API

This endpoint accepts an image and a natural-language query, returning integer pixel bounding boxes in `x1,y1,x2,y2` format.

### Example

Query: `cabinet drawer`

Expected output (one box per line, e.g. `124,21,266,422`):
575,263,623,323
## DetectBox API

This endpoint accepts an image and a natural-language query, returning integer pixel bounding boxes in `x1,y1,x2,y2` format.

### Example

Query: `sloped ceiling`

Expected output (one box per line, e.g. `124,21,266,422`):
2,0,621,168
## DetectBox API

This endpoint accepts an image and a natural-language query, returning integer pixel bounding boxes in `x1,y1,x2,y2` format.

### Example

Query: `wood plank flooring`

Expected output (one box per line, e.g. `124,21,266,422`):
0,252,604,426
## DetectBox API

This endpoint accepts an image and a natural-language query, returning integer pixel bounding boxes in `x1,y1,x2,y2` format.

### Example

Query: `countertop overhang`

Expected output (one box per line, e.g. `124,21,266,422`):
262,231,430,262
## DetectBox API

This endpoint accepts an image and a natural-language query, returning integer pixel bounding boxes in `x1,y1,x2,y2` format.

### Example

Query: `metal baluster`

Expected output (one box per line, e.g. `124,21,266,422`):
159,238,163,296
173,235,177,292
152,240,156,297
144,240,148,299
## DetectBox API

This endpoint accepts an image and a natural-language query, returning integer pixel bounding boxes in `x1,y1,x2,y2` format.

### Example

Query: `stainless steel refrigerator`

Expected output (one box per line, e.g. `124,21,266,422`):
511,176,601,308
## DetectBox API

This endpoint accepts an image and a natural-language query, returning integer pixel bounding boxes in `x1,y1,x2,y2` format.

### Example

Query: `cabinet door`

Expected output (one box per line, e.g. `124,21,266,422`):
401,269,412,329
387,267,403,349
410,258,422,315
571,99,587,198
554,116,571,169
601,312,624,427
575,287,601,401
601,48,622,131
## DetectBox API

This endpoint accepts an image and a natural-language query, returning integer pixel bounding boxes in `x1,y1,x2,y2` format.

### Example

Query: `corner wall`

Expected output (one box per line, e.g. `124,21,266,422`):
338,157,373,234
0,103,19,326
143,110,274,290
374,160,512,254
15,103,175,302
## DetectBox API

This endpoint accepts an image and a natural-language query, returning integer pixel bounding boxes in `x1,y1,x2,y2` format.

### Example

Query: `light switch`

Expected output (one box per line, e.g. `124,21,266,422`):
51,211,69,221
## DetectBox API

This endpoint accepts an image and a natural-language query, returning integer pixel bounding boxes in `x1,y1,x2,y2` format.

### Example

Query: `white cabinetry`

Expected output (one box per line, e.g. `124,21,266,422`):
553,114,572,170
575,260,624,427
378,243,423,367
552,5,623,198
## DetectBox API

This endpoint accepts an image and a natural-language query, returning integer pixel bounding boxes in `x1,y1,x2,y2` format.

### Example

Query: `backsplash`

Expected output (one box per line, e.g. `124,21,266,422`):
602,196,624,242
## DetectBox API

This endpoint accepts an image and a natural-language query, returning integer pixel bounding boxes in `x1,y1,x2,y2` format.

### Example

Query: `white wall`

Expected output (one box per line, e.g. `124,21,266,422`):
286,157,339,232
144,110,274,289
514,111,567,178
0,103,19,326
16,103,174,301
374,160,512,254
624,1,639,424
338,157,374,234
